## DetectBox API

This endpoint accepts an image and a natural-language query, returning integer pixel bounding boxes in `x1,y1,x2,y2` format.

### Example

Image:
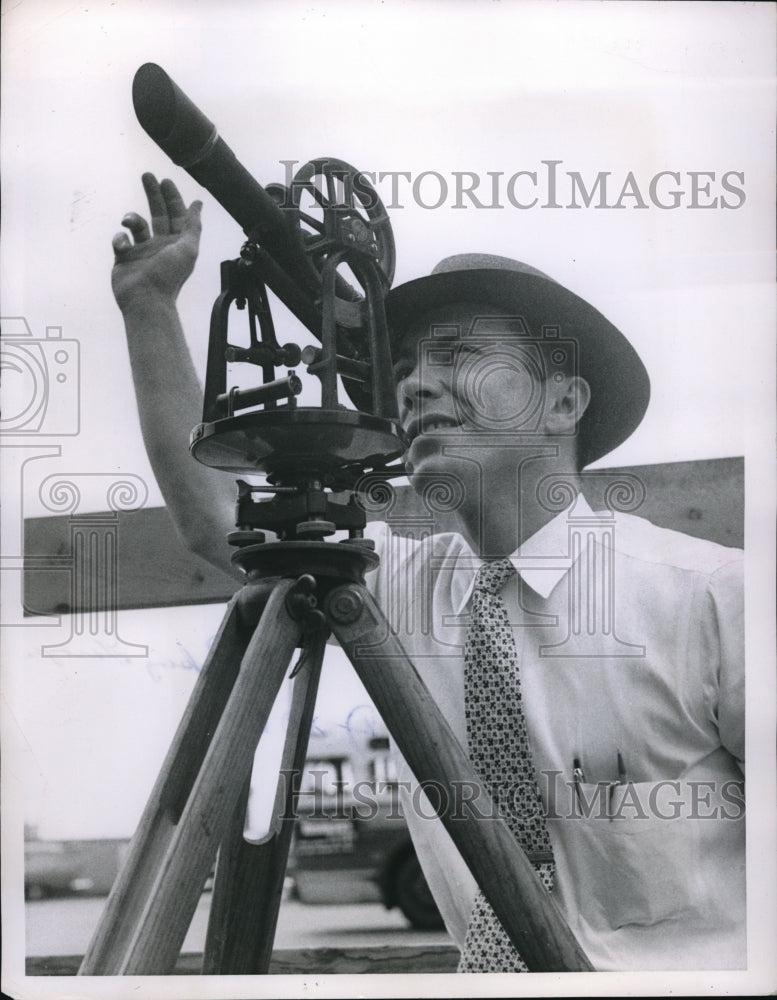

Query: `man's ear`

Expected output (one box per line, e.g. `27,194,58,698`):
544,376,591,433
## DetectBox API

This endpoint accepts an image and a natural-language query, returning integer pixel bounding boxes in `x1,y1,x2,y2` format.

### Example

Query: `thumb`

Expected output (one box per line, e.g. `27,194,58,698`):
112,231,132,255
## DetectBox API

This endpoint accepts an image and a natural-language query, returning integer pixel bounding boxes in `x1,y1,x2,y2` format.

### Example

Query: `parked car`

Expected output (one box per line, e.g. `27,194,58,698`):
25,837,129,900
289,737,445,931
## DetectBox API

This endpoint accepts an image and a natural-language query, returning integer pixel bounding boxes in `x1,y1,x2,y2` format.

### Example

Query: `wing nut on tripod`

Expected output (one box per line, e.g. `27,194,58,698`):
285,574,318,620
286,575,328,677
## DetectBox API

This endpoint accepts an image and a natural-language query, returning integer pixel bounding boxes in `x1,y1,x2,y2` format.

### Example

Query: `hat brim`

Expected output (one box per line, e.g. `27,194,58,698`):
382,268,650,468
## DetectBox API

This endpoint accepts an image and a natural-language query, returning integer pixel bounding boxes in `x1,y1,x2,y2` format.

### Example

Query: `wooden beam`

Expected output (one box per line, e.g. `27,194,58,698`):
23,457,743,615
27,944,461,976
586,457,743,549
24,505,239,615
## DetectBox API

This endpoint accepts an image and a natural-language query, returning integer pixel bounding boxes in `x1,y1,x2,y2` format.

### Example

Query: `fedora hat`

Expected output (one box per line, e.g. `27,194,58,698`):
384,253,650,467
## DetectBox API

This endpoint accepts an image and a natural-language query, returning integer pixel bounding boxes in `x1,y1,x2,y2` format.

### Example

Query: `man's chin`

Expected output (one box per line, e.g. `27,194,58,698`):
405,437,448,475
405,440,472,491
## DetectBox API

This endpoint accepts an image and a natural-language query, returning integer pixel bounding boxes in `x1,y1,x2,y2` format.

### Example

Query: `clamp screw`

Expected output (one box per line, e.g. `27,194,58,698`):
327,586,364,624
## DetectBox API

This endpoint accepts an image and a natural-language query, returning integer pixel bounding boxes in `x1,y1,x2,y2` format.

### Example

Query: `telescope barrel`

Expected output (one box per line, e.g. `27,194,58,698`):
132,64,298,271
132,63,398,423
217,374,303,414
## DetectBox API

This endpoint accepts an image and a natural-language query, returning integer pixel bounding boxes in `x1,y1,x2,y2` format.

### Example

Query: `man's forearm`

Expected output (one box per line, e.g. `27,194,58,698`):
122,293,239,578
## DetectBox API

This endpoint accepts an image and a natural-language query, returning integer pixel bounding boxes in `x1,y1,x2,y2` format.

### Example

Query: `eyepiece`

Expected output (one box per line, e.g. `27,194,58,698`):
131,62,301,272
132,63,218,169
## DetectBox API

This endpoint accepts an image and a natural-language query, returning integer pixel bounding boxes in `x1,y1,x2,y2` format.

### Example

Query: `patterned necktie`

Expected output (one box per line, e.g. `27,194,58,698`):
458,557,555,973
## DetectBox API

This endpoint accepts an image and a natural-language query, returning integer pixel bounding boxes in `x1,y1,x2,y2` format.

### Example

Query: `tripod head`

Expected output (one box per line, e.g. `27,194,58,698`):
132,64,407,549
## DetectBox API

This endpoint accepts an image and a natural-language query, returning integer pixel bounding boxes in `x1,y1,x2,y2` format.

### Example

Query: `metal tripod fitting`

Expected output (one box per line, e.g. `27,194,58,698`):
326,583,364,625
285,573,318,619
285,574,328,667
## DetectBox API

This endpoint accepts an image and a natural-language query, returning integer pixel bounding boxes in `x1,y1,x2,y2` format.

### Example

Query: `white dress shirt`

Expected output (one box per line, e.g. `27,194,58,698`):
364,493,745,970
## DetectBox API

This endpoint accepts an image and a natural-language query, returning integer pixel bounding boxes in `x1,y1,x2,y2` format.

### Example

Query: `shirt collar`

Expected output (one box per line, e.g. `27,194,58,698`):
452,492,594,614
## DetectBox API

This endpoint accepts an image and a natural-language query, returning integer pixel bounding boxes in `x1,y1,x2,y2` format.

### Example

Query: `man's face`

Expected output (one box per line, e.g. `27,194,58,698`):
393,301,561,478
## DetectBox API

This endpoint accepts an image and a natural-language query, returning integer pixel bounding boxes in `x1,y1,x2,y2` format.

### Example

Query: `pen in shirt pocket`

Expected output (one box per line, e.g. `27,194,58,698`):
607,750,628,818
572,756,586,809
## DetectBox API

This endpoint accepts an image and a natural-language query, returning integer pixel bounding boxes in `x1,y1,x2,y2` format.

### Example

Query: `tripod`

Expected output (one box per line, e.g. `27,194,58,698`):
79,530,592,975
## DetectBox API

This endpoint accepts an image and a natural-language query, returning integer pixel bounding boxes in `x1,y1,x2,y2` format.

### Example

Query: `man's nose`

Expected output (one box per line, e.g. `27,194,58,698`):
398,366,447,414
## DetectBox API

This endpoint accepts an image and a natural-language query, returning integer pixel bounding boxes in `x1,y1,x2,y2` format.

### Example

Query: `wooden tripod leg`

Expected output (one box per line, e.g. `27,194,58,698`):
79,592,251,975
202,627,326,974
118,576,304,974
81,577,304,975
326,582,593,973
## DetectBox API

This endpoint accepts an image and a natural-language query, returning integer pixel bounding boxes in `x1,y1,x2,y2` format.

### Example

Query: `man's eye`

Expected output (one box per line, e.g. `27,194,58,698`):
393,359,415,381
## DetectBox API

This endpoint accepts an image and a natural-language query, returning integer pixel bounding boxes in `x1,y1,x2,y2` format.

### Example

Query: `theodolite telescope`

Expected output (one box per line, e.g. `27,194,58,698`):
133,62,400,432
133,62,408,548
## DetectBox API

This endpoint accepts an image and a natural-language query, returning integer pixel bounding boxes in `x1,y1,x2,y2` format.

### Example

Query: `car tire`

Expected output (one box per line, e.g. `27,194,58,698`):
392,851,445,931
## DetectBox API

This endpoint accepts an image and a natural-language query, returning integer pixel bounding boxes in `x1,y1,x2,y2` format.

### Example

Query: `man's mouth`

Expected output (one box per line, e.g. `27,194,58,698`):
404,415,461,443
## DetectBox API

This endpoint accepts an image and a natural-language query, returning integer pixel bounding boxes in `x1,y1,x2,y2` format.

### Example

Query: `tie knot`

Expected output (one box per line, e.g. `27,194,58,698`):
474,557,516,596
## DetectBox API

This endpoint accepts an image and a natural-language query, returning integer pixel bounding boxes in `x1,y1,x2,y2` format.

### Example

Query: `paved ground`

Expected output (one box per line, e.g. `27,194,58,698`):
25,893,452,958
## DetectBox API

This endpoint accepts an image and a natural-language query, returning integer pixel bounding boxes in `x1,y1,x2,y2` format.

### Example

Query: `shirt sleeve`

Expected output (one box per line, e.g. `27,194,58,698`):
395,755,478,949
362,519,389,600
362,520,478,947
703,555,745,769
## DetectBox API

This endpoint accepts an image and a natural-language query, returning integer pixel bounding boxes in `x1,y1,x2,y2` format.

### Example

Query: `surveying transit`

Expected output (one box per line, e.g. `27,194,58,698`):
79,63,592,976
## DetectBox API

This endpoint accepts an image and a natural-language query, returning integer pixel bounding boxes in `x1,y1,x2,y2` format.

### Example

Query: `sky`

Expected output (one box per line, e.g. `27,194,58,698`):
1,0,774,843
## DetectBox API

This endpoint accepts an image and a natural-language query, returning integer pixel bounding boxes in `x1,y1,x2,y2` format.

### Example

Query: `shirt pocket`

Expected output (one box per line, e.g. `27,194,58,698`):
555,780,701,930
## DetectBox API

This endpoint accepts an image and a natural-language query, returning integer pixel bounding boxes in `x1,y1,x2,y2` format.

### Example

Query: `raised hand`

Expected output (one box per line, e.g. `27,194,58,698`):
111,173,202,311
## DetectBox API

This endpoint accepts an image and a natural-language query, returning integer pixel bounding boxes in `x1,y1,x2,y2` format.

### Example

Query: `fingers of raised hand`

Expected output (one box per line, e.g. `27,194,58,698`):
120,212,152,244
112,221,160,264
160,178,188,234
141,172,171,235
114,175,201,264
141,172,190,235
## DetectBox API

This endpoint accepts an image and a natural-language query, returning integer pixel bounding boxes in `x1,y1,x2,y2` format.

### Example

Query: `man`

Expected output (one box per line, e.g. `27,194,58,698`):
113,173,745,972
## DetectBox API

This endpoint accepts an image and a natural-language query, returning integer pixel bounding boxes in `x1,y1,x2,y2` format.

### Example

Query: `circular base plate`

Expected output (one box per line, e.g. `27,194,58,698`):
190,408,406,477
232,539,379,581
